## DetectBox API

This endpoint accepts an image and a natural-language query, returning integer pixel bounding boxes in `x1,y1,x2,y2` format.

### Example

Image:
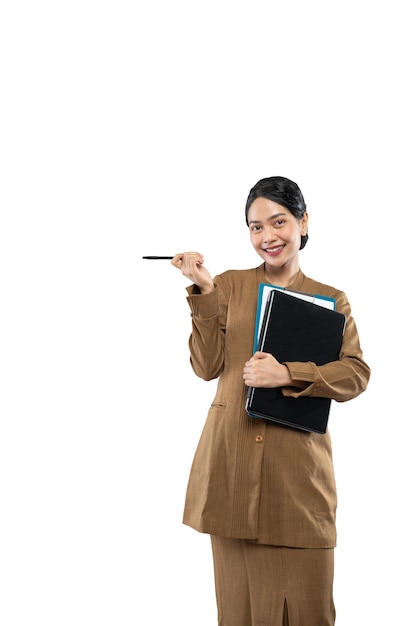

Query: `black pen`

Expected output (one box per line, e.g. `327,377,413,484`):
142,256,174,260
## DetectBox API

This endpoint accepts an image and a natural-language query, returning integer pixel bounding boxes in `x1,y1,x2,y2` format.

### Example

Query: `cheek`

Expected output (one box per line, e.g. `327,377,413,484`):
249,231,258,246
289,225,302,242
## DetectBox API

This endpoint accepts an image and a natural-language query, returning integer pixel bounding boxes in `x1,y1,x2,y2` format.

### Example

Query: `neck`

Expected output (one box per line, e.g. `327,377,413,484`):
264,263,299,288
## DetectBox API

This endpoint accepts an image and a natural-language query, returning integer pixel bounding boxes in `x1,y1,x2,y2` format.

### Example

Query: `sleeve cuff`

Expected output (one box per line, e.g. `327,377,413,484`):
281,361,317,398
186,284,219,319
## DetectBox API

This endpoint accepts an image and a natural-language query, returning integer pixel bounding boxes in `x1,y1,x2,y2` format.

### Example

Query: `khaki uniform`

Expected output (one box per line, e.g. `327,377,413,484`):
183,265,370,548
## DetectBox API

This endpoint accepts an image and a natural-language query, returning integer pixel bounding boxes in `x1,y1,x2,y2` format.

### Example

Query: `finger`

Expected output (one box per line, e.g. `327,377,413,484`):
171,253,184,269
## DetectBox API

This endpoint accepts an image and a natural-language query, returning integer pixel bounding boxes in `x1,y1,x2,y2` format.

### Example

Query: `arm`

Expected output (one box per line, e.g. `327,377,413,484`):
243,291,370,403
186,285,225,380
172,252,224,381
282,313,370,402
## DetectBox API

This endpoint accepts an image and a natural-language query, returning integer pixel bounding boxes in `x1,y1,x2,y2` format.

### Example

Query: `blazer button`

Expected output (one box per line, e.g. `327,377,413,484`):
255,435,263,443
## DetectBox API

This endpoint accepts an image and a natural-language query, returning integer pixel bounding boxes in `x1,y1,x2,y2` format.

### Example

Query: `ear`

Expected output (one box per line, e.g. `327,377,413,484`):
301,212,309,235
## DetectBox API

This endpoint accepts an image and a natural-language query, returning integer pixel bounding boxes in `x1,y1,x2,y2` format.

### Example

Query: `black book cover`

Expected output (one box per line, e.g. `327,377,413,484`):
246,289,346,434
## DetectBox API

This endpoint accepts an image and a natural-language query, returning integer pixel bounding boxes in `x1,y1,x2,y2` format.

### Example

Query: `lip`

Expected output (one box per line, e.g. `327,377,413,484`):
264,245,284,256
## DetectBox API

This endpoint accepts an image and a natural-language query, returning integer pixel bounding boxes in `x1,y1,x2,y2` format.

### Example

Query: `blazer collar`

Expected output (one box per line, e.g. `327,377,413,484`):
256,264,306,292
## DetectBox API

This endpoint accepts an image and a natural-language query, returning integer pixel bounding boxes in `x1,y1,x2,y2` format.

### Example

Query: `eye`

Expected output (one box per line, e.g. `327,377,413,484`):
274,218,285,226
250,224,262,232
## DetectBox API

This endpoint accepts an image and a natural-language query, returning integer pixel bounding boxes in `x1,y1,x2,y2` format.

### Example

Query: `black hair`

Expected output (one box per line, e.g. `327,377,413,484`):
245,176,309,250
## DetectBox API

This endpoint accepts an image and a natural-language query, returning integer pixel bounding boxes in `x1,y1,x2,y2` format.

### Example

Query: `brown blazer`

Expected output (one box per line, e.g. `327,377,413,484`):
182,265,370,548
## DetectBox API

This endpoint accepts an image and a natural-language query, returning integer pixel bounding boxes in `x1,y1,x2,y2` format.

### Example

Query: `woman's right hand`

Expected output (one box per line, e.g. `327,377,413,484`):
171,252,214,294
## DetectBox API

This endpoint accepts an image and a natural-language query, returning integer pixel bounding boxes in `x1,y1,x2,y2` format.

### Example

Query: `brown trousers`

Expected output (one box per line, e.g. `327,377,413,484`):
210,536,335,626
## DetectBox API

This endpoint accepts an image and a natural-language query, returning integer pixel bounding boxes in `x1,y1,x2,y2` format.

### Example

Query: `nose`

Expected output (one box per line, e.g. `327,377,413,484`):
263,225,277,243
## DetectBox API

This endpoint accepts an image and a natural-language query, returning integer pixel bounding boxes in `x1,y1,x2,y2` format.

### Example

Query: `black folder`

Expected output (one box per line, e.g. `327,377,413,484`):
246,288,346,434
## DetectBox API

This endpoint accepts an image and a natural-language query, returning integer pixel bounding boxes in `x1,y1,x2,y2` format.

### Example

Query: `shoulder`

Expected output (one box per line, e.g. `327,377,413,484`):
300,272,350,313
300,272,343,298
215,266,259,287
213,267,261,303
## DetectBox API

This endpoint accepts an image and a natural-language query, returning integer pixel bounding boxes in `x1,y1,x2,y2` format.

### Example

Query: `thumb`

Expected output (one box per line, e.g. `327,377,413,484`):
253,351,268,360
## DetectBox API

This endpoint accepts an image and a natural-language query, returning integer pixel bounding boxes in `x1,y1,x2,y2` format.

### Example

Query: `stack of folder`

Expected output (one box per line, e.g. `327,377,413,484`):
246,284,346,434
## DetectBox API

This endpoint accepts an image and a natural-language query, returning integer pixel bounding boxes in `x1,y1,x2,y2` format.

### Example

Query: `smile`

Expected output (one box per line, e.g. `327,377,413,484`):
264,245,284,254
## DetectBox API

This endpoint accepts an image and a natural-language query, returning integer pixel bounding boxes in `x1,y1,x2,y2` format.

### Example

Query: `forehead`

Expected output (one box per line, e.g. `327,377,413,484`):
247,197,291,222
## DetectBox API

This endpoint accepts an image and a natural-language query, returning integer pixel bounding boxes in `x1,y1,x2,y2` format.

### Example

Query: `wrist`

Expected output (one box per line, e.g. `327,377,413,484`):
200,285,214,295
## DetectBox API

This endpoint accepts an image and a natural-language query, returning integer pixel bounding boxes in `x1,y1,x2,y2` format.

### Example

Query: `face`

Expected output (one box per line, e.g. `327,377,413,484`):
247,197,308,274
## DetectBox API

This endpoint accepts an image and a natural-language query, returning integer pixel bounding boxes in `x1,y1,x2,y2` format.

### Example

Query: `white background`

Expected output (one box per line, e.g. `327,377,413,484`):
1,1,416,624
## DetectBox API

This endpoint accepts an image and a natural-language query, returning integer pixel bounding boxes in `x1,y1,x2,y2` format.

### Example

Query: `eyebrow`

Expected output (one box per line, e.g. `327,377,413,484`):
248,212,286,225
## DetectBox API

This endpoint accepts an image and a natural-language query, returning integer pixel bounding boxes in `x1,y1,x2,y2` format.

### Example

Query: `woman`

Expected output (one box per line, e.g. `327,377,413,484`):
171,176,370,626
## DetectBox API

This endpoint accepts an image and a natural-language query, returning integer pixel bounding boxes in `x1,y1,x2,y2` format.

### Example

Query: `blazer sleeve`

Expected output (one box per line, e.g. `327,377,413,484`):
185,281,225,381
282,290,371,402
